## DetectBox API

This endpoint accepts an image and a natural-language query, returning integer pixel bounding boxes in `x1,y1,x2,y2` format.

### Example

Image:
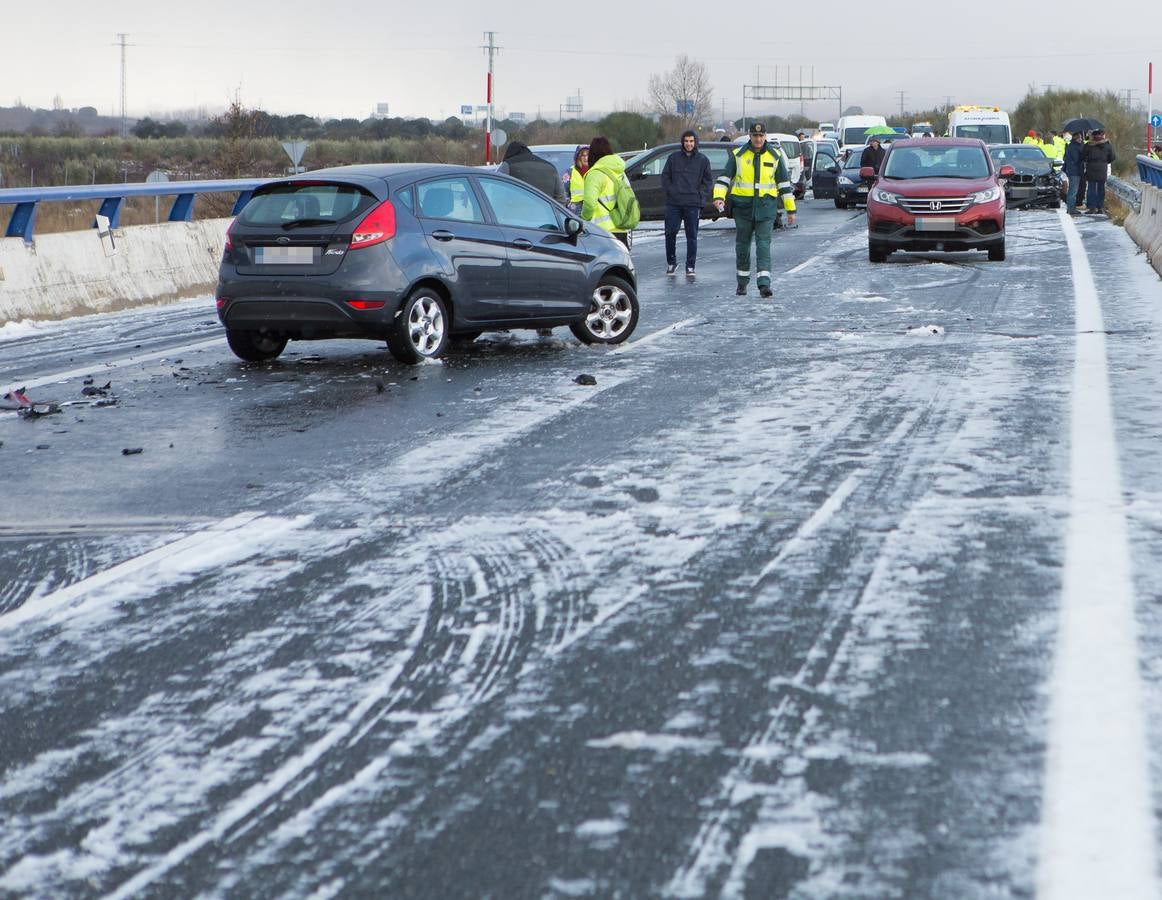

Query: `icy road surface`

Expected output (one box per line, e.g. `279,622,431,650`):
3,203,1162,898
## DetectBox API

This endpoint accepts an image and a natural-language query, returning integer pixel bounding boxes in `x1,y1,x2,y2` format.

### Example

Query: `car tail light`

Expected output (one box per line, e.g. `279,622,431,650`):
346,300,386,310
216,298,228,310
350,201,396,249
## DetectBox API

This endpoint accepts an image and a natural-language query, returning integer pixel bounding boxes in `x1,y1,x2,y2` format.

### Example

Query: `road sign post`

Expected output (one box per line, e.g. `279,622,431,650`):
281,140,310,175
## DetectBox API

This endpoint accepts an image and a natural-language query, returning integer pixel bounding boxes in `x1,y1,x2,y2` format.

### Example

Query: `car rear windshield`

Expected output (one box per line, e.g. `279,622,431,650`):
775,139,801,159
882,146,990,179
843,127,872,145
239,182,377,227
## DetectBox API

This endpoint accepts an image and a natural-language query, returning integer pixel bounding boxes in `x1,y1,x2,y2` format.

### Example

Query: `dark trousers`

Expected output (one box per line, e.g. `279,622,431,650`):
664,205,701,269
1086,180,1106,210
1075,173,1088,208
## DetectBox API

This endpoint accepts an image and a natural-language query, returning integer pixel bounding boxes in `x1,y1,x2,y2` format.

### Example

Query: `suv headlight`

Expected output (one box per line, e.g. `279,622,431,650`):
837,175,855,186
970,186,1001,204
871,188,901,204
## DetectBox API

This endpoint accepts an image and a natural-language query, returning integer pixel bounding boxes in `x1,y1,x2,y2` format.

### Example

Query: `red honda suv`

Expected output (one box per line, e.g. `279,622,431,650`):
863,138,1014,262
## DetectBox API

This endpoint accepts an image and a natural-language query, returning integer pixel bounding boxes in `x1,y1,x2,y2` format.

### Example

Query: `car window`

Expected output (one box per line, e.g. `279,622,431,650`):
479,178,560,230
641,154,667,176
779,139,801,158
239,182,375,227
843,149,864,169
703,148,731,172
815,152,838,169
416,177,485,223
883,146,990,179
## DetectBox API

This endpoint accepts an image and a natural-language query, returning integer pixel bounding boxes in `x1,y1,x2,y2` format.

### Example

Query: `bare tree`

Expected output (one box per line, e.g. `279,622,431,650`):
648,55,714,130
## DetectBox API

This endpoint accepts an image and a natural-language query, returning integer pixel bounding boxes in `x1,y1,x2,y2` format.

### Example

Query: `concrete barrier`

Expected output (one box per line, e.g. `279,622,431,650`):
0,218,230,324
1118,183,1162,279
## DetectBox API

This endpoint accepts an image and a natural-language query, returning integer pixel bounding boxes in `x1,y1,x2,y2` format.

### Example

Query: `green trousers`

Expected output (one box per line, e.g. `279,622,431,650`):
734,215,774,287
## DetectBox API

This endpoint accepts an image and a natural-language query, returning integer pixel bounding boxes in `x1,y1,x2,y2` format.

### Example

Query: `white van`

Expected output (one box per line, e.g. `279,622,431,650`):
836,115,888,154
947,106,1011,145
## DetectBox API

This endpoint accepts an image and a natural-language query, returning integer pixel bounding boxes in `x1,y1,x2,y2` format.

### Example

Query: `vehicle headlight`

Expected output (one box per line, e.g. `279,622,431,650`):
838,175,855,186
970,186,1001,204
871,188,901,204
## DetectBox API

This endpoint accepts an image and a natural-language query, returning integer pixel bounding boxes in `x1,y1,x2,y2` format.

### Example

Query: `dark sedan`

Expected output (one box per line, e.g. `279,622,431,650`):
834,148,870,208
988,144,1064,209
217,164,638,363
623,142,737,220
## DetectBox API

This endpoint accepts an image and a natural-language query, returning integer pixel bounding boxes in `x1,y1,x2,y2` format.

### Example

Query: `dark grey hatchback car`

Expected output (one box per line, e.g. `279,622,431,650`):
216,164,638,363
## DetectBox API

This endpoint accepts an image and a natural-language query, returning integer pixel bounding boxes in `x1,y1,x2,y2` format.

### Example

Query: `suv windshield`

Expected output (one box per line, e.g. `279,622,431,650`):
843,127,872,145
882,146,990,179
240,183,375,227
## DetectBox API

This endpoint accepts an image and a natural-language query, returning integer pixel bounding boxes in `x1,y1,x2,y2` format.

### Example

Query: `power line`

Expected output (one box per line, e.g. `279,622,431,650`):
896,90,907,119
115,33,133,138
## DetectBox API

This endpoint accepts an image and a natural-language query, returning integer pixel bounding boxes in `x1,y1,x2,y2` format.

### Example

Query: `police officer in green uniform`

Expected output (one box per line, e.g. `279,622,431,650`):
713,123,797,297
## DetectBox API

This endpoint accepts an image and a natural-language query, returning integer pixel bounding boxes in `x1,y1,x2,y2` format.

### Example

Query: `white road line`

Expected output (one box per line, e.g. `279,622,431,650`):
2,337,223,394
613,316,702,353
785,255,821,275
1037,209,1157,899
0,512,294,634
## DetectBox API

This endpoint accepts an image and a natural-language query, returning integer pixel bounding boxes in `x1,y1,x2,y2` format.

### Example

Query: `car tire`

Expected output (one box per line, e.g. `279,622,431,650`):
570,275,639,345
1050,199,1061,209
835,199,848,209
226,328,287,362
387,288,449,364
987,241,1006,262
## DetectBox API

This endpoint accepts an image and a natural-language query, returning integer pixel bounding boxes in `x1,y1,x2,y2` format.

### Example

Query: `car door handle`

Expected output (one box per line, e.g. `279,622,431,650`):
511,238,533,249
431,230,455,241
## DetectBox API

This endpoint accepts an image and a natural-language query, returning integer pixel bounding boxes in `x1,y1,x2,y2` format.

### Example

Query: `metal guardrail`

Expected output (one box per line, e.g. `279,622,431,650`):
1108,176,1142,214
0,179,265,243
1138,154,1162,188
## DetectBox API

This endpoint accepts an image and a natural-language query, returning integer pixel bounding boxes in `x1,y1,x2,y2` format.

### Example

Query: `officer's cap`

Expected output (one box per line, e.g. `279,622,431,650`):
749,123,766,136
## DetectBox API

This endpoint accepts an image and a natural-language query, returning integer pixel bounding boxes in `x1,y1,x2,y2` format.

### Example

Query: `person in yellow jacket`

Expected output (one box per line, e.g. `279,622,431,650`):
1023,129,1040,146
1048,130,1066,160
581,136,630,247
712,122,796,298
568,145,589,213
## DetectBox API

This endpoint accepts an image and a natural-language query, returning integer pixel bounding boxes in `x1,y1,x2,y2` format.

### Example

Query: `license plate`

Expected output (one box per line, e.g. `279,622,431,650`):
856,186,869,193
255,246,314,264
914,217,956,231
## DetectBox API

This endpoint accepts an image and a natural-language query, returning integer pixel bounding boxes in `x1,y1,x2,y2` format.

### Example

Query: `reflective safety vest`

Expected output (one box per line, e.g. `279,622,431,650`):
581,154,629,233
1052,136,1066,159
569,166,586,205
1023,135,1040,145
713,144,796,213
1150,150,1161,160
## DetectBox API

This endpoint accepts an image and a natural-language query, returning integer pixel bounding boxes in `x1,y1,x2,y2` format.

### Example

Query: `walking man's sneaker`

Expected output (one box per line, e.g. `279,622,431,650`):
759,286,773,298
686,267,696,278
666,263,678,276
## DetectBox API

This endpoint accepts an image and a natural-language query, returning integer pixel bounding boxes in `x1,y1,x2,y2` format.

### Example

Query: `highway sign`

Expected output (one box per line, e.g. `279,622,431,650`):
461,105,473,116
1151,114,1162,128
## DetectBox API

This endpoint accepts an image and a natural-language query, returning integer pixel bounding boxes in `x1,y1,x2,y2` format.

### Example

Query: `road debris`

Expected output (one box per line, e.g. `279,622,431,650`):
574,374,598,386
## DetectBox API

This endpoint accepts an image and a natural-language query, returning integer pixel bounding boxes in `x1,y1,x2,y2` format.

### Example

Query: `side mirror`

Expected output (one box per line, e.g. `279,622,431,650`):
564,217,583,237
998,164,1015,178
859,166,875,179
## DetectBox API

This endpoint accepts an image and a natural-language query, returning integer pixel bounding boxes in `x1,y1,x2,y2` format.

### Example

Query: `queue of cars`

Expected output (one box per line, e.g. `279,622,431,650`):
216,120,1052,362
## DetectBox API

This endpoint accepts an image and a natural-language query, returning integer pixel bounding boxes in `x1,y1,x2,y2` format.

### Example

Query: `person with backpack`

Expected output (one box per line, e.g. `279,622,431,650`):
661,130,713,277
712,122,796,298
582,136,639,248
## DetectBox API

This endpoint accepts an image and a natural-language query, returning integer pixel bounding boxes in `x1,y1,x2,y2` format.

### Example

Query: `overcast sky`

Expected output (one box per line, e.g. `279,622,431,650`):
6,1,1158,124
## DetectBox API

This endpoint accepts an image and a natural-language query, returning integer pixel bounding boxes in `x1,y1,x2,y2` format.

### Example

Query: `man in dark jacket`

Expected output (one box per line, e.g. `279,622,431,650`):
862,136,886,174
498,142,566,202
1063,131,1085,215
661,130,713,276
1082,130,1116,215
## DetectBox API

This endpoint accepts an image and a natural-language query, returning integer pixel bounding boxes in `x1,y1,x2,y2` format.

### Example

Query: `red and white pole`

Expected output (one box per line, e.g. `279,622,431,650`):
1147,62,1154,150
485,70,493,164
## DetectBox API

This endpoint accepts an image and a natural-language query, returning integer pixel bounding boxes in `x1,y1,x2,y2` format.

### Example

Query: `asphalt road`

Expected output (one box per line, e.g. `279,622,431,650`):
3,201,1162,899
